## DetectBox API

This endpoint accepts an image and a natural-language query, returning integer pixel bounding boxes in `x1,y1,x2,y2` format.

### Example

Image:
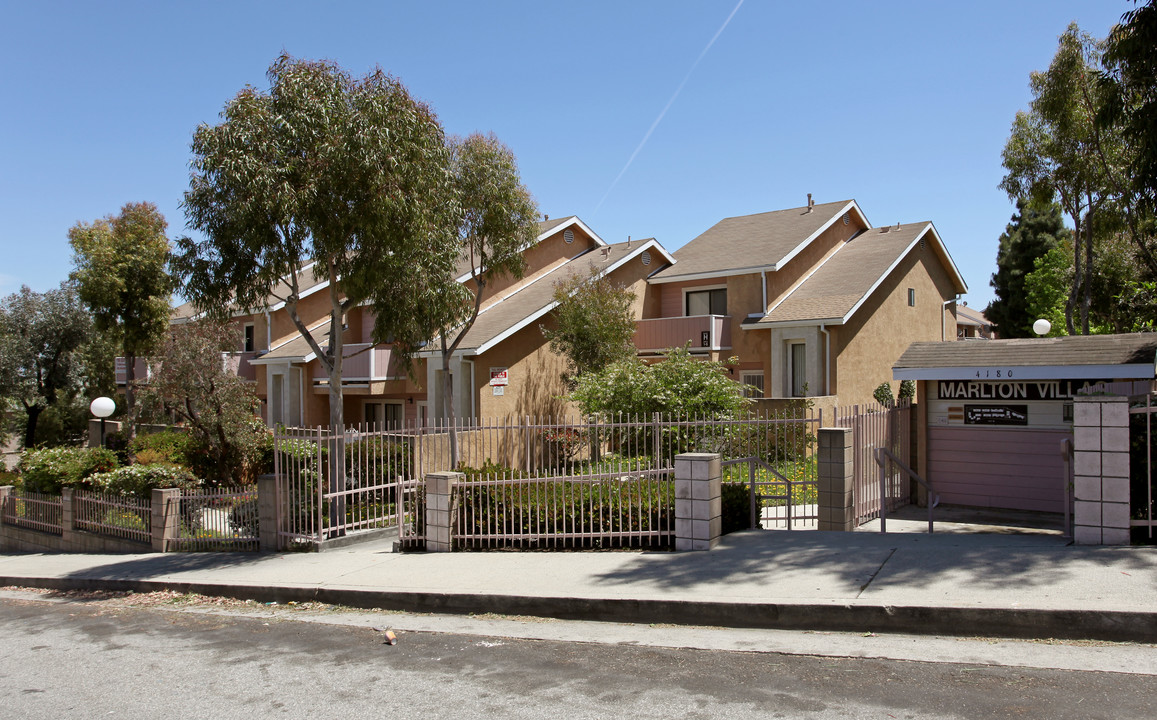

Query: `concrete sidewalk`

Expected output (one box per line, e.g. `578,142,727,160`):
2,528,1156,642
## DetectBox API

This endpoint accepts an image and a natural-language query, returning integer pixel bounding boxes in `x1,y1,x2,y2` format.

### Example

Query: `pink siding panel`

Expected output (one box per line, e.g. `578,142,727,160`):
927,426,1069,514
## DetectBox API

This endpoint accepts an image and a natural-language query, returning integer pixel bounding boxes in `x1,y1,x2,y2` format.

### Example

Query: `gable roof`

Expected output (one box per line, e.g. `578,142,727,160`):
650,200,868,283
435,239,674,356
956,305,990,328
745,222,967,328
893,333,1157,381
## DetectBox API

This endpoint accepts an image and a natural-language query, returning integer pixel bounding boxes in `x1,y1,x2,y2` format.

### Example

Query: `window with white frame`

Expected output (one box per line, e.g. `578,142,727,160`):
789,343,807,397
685,288,727,316
740,371,764,399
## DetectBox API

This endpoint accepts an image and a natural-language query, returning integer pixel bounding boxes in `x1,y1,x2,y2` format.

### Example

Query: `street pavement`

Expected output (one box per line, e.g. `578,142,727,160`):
2,520,1155,642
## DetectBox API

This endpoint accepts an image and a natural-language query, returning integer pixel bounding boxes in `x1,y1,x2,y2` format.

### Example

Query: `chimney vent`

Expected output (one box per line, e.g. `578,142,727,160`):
544,214,549,221
806,193,814,213
627,235,632,248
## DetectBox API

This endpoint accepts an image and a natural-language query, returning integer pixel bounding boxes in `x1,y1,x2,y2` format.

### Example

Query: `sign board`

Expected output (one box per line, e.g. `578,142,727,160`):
938,379,1113,402
489,368,508,386
701,331,710,347
492,386,504,396
964,404,1028,426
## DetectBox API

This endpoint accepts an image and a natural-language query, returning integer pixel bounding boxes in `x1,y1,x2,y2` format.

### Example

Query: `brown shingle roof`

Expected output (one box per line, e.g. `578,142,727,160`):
452,241,659,353
754,222,929,325
651,200,858,281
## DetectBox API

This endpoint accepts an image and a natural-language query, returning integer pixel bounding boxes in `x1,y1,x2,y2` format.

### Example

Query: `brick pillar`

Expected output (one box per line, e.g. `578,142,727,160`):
818,427,855,531
0,486,11,517
257,474,280,552
151,488,181,552
1073,395,1131,546
674,453,721,551
425,471,461,552
60,487,77,546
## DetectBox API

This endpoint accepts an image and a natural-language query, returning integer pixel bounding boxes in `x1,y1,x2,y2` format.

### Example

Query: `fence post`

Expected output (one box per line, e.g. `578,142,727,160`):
817,427,855,531
674,452,721,551
0,486,10,522
151,488,181,552
257,474,280,551
60,487,77,546
425,471,461,552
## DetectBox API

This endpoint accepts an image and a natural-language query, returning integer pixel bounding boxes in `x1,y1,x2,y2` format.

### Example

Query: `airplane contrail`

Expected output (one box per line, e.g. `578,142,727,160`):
593,0,745,216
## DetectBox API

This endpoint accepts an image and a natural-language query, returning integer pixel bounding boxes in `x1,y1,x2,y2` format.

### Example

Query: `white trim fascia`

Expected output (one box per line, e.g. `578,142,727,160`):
649,266,777,285
741,318,842,331
452,216,614,284
837,223,950,326
762,231,857,318
250,354,308,365
468,239,666,356
924,221,969,293
775,200,867,269
894,364,1157,381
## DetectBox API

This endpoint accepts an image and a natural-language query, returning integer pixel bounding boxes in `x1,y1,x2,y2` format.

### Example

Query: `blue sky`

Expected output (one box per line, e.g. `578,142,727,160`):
0,1,1131,311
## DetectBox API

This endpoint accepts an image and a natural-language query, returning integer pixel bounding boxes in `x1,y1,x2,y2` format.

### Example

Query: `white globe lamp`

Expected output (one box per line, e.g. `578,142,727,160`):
90,396,116,447
1032,319,1052,337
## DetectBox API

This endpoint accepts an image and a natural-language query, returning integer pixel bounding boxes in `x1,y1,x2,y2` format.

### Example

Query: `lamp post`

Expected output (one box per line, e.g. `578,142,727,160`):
90,396,116,448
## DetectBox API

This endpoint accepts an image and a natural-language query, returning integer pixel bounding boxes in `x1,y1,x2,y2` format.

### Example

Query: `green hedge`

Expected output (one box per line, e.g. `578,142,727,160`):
18,446,119,495
83,464,202,499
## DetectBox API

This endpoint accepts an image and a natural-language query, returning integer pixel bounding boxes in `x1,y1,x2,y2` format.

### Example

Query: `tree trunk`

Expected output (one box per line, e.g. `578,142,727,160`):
124,352,137,441
325,268,347,538
23,403,41,449
441,337,458,469
1066,213,1081,336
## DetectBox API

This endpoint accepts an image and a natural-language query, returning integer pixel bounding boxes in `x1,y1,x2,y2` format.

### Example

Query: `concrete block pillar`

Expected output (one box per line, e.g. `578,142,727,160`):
60,488,77,545
817,428,855,531
151,488,181,552
425,471,461,552
257,474,279,552
1073,396,1131,545
0,485,11,519
674,453,722,551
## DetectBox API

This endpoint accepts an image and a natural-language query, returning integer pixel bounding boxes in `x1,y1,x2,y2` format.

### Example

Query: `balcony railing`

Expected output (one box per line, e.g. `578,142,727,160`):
116,351,258,385
312,343,398,383
633,315,732,353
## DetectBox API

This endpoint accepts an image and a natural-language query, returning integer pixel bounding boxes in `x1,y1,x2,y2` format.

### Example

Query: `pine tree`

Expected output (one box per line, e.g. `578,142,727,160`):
986,199,1070,337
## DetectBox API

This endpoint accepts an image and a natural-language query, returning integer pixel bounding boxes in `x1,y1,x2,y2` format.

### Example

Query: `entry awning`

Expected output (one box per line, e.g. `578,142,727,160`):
893,333,1157,381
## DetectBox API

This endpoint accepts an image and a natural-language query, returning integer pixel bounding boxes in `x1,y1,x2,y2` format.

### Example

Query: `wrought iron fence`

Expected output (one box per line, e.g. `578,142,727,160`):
2,490,63,535
73,490,151,544
167,486,259,552
834,401,912,525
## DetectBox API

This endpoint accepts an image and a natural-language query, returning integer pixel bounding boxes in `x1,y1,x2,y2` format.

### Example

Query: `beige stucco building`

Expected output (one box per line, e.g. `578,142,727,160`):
137,197,968,427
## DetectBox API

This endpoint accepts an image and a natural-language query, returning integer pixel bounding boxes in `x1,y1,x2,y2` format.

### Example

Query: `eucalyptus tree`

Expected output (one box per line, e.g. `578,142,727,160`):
414,133,538,466
1001,23,1121,335
0,284,92,448
69,202,172,437
1101,0,1157,215
174,54,460,432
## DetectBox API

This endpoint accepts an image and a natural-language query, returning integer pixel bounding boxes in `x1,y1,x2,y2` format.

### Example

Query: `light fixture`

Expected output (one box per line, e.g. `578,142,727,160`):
1032,319,1052,336
90,396,116,448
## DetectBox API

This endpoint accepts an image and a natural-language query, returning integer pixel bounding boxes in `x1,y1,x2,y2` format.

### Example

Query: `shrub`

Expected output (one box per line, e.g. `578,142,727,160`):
18,446,119,495
344,436,410,484
83,463,202,499
721,482,752,535
873,382,895,407
130,430,198,467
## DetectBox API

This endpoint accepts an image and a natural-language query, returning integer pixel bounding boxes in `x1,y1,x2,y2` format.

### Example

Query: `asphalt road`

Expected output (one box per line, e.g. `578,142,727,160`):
1,594,1155,720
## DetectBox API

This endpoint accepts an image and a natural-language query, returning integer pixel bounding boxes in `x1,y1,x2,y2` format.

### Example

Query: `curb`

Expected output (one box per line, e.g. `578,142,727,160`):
3,574,1155,643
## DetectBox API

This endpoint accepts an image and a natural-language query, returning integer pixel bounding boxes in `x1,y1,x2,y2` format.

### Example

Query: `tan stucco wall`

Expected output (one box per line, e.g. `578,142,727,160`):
829,242,959,406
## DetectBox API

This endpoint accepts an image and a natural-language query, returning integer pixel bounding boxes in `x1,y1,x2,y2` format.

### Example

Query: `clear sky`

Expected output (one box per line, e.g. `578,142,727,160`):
0,1,1132,312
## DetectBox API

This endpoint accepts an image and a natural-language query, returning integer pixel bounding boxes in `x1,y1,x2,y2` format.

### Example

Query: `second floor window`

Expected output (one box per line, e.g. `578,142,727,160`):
686,288,726,316
243,324,255,352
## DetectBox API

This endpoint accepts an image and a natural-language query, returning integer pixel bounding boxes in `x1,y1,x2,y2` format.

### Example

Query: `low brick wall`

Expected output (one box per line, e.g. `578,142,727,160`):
0,522,150,554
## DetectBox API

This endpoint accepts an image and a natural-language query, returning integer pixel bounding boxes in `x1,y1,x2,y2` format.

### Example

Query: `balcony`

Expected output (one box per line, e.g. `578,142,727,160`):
312,343,398,383
633,315,732,353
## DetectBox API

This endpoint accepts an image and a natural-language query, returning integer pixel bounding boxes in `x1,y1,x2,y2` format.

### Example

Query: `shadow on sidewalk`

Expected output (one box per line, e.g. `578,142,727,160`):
59,551,276,582
591,530,1157,593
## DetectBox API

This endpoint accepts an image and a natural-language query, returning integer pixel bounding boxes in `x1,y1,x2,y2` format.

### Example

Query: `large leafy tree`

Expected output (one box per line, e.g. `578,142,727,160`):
0,284,92,448
420,133,538,466
1101,1,1157,216
69,202,172,437
140,320,266,484
542,263,637,383
174,54,460,433
986,199,1070,337
1001,24,1123,335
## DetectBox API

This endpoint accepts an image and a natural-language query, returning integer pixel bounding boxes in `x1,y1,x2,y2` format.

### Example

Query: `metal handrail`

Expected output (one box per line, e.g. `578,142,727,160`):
1060,437,1073,540
722,456,796,530
874,447,937,533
